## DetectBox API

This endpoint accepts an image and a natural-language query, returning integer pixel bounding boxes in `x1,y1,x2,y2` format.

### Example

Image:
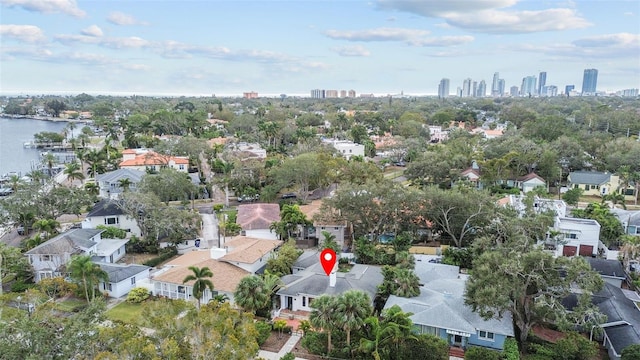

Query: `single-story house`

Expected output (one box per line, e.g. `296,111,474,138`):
216,236,282,274
236,203,281,240
96,168,145,199
610,208,640,236
585,258,626,288
119,149,189,173
82,199,142,237
567,171,621,197
151,249,250,304
97,263,150,298
515,172,546,193
459,165,482,189
385,262,515,352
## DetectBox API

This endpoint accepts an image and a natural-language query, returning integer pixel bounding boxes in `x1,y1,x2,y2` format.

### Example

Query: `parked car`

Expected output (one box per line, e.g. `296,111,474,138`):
238,194,260,202
281,193,297,199
17,226,25,235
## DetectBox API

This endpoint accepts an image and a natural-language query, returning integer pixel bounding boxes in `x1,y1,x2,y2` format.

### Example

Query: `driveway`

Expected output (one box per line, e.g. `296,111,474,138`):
200,213,220,249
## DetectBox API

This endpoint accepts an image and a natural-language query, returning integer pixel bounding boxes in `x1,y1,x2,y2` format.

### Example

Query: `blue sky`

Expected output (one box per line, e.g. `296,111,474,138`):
1,0,639,97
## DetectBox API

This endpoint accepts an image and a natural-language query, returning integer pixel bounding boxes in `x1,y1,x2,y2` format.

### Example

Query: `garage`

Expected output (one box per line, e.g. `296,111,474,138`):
579,245,594,257
563,245,577,257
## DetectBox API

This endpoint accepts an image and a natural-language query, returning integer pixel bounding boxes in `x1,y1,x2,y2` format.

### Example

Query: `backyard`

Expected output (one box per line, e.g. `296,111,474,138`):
105,301,145,325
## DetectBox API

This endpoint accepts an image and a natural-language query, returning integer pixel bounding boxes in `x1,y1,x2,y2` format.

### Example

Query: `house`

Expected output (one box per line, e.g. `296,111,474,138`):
216,236,282,274
459,162,482,189
276,261,383,313
610,208,640,236
152,250,250,304
385,262,515,352
82,199,142,237
230,142,267,160
97,263,150,298
322,139,365,160
591,283,640,359
236,203,280,240
586,258,626,288
24,228,129,282
119,149,189,173
567,171,621,197
299,200,350,250
96,168,145,199
515,172,546,193
499,194,567,218
548,217,600,257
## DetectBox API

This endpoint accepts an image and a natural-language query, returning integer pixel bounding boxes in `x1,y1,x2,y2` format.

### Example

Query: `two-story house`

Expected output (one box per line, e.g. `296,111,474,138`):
567,171,621,197
549,217,601,257
82,199,142,237
119,149,189,173
96,168,145,199
24,228,127,282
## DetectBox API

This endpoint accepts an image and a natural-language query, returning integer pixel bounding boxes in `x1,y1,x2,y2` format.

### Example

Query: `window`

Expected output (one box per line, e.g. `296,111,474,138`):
41,255,51,261
565,233,578,239
584,185,589,191
179,164,185,170
117,248,121,255
131,277,136,285
105,217,118,225
302,297,306,307
178,286,185,294
478,331,495,341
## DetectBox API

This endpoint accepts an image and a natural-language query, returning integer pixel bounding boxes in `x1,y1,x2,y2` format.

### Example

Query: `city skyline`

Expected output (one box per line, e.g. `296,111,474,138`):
1,0,639,97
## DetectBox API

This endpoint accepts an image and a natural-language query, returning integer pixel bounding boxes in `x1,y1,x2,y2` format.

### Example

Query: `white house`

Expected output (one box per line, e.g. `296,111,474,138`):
96,168,145,199
515,172,547,193
217,236,282,273
25,229,103,282
500,195,567,218
323,139,365,160
550,217,601,257
97,263,150,298
236,203,280,240
119,149,189,173
151,250,250,304
82,199,142,237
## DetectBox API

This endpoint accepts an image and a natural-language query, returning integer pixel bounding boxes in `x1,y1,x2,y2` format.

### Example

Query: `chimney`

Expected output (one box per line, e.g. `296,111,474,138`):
329,262,338,287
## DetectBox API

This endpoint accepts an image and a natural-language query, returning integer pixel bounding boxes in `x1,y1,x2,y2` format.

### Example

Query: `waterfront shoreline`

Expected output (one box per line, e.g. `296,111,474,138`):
0,114,87,123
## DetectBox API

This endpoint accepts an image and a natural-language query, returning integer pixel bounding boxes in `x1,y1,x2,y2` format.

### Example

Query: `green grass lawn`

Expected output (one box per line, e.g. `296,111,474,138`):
0,305,24,321
106,302,145,325
54,298,88,312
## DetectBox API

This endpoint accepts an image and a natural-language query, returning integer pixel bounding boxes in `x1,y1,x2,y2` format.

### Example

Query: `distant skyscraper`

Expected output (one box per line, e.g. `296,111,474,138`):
491,72,500,96
565,85,575,96
477,80,486,97
462,78,472,97
582,68,598,94
438,78,450,98
510,86,519,97
498,79,505,97
472,81,478,98
543,85,558,97
521,76,537,97
311,89,324,98
348,89,356,97
538,71,547,95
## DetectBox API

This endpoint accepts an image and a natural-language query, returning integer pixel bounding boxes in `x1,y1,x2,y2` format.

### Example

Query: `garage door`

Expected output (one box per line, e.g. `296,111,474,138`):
563,245,577,257
579,245,594,256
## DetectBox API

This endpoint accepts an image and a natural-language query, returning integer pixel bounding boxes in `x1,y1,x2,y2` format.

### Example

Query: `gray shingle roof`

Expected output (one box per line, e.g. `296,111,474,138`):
595,284,640,354
25,229,103,255
568,171,611,185
610,208,640,227
586,258,626,279
87,199,126,217
96,168,145,184
97,263,150,283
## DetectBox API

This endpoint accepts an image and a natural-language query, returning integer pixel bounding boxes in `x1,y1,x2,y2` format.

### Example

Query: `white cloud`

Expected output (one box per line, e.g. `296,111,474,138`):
81,25,103,37
624,11,634,16
55,34,151,49
107,11,147,26
409,35,474,47
122,63,151,71
513,33,640,58
324,27,430,42
331,45,371,57
0,24,46,43
376,0,590,33
1,0,85,17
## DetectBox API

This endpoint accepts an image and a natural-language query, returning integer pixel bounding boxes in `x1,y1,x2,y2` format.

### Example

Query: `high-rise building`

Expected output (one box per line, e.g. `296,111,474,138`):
243,91,258,99
340,90,347,98
582,68,598,94
491,72,500,96
462,78,472,97
521,76,537,97
325,90,338,98
477,80,486,97
498,79,505,97
621,88,639,97
472,81,478,98
348,89,356,98
565,85,575,96
438,78,450,98
542,85,557,97
510,86,519,97
310,89,325,98
538,71,547,95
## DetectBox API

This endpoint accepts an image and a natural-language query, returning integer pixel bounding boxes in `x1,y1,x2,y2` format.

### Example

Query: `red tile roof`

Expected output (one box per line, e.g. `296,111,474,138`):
119,150,188,167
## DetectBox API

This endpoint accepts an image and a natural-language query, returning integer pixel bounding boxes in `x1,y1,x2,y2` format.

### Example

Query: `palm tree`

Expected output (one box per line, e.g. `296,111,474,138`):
84,181,99,197
310,295,338,353
25,169,46,185
41,152,57,177
118,178,132,192
358,316,402,360
234,275,268,315
68,254,108,302
64,161,85,185
7,174,23,192
182,266,215,309
602,193,627,209
393,268,420,298
84,149,106,179
17,211,35,235
262,271,284,311
24,234,45,251
337,290,372,346
32,218,60,240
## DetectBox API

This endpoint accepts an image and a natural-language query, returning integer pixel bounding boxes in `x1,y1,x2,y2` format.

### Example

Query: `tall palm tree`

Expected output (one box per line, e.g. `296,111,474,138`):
32,218,60,240
262,271,284,311
17,211,35,235
84,149,106,179
68,254,108,302
182,266,215,309
7,174,23,193
310,295,338,353
394,268,420,297
118,178,132,192
64,161,85,185
234,275,268,315
358,316,402,360
41,152,58,177
26,169,46,185
337,290,372,346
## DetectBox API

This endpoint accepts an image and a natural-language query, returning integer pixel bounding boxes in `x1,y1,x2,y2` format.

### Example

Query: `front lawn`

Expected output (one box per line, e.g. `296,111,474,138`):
106,301,144,325
54,298,88,312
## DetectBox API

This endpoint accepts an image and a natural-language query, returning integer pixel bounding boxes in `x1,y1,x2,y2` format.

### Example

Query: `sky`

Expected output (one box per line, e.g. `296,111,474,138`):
1,0,639,97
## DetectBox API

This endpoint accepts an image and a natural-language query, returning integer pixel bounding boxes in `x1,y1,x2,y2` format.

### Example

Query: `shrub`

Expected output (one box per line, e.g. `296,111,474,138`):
38,277,77,298
127,287,150,303
143,247,178,267
622,344,640,360
255,321,272,346
10,280,34,293
298,320,311,335
213,204,224,212
464,346,501,360
280,353,295,360
301,330,327,355
553,331,598,360
503,338,520,360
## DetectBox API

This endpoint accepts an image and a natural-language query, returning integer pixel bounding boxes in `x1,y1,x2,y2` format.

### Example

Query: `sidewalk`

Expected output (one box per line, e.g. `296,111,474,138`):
257,333,306,360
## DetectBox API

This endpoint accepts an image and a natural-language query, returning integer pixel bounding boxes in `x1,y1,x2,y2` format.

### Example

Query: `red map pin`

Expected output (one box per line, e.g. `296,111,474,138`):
320,248,337,276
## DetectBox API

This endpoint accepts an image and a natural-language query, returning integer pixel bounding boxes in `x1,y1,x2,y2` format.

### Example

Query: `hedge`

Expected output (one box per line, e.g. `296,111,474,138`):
143,247,178,267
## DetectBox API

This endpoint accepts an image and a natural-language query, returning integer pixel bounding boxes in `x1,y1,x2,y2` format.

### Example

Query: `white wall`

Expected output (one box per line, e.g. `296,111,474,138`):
245,229,278,240
99,268,151,298
153,281,235,304
83,215,142,237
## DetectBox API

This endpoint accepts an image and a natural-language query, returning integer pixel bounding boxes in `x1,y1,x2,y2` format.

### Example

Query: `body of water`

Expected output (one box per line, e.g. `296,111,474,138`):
0,117,71,176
